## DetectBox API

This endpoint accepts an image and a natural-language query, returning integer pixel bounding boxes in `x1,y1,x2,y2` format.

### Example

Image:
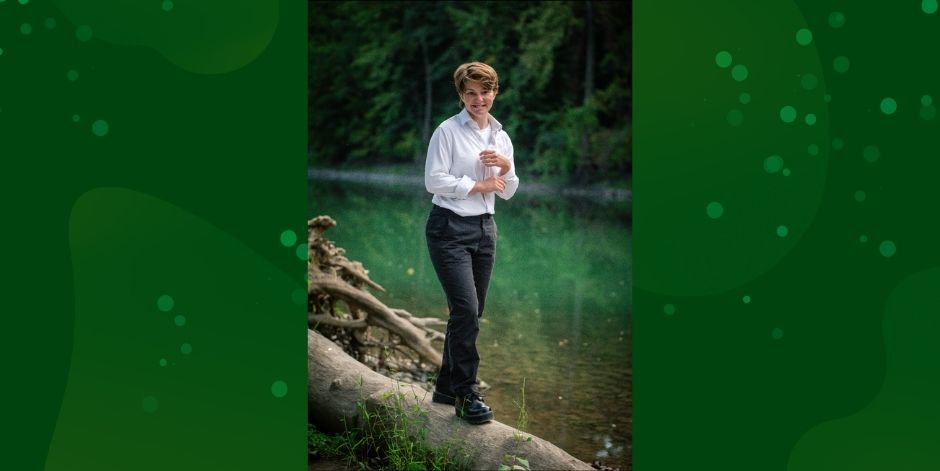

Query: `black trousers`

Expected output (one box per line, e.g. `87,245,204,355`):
425,204,497,398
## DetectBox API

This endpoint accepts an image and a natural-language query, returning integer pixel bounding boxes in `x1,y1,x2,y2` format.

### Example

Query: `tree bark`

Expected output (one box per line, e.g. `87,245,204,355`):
308,329,594,470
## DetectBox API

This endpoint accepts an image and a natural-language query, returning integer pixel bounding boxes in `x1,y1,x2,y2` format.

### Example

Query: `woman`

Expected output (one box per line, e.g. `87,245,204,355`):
424,62,519,425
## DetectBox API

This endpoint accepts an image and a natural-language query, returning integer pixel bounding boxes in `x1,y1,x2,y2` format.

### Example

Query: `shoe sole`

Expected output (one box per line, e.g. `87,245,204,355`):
458,410,494,425
432,391,456,405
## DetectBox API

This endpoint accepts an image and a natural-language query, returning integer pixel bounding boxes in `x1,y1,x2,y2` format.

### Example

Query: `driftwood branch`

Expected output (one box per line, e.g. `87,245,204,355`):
308,313,368,329
308,274,442,367
392,308,448,328
307,216,444,373
329,259,386,292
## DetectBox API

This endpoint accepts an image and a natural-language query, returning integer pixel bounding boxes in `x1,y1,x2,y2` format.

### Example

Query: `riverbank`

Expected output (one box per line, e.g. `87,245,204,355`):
309,177,632,469
308,166,632,204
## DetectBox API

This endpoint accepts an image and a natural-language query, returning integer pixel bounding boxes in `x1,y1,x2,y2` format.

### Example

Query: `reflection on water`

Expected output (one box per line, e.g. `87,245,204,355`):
309,178,632,468
595,433,625,460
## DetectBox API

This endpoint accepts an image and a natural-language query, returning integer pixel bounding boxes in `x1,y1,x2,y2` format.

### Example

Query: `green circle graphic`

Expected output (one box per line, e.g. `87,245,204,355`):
706,202,724,219
764,155,784,173
76,25,93,42
880,240,897,257
795,28,813,46
829,11,846,28
157,295,174,312
880,97,897,114
924,0,938,14
833,56,850,73
271,380,288,398
920,106,936,120
715,50,733,68
92,119,109,137
280,230,297,247
800,74,818,90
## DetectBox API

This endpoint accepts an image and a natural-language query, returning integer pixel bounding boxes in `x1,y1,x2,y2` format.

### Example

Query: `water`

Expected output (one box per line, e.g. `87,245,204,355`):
309,178,632,468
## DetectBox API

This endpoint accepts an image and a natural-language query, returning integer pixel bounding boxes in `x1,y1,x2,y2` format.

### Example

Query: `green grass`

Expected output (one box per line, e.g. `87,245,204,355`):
500,378,533,471
308,378,473,471
513,377,529,433
308,377,543,471
307,423,354,461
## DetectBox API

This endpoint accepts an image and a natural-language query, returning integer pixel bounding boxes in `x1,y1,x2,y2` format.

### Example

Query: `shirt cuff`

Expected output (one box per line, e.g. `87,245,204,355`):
455,175,475,199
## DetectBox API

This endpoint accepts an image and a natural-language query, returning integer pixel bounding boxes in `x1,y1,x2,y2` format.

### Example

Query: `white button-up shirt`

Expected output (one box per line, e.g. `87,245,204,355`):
424,108,520,216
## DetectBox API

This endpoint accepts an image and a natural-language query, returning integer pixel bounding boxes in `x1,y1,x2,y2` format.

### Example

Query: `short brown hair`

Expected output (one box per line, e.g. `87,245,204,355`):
454,62,499,108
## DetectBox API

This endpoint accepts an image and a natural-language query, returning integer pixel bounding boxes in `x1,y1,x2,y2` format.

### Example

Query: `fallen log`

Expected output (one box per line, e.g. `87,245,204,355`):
308,328,594,470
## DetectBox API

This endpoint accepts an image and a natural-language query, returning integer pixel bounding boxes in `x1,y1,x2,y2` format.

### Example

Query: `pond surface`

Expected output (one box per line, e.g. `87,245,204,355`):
309,178,632,469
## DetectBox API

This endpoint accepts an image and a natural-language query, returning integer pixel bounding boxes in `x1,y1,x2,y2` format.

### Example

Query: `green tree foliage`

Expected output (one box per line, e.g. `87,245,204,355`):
309,1,631,184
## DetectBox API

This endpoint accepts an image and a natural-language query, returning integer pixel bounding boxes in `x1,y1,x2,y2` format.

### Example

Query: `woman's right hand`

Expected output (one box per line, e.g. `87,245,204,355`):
472,175,506,194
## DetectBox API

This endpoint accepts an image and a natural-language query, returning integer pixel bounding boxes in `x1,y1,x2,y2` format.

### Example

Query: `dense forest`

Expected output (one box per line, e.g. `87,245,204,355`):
309,1,632,185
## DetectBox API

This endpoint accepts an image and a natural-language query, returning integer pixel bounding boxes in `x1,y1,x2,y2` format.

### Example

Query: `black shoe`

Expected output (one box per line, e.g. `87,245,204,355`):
455,392,494,424
432,390,456,405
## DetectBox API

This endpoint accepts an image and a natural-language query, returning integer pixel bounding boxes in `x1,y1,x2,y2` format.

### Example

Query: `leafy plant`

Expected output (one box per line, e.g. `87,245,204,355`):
498,455,532,471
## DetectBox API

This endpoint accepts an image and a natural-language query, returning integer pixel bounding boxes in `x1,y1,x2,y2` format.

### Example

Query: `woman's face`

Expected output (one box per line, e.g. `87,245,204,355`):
460,81,496,122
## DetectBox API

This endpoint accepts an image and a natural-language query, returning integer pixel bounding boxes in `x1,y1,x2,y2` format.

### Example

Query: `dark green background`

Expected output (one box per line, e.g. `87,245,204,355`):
1,0,305,469
636,1,940,469
4,0,940,469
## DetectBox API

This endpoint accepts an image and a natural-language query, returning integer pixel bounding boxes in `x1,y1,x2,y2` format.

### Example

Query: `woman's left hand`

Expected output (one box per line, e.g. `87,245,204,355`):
480,149,511,175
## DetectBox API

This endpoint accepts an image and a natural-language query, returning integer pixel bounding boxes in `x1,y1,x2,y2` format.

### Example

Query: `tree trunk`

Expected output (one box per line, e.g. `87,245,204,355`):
420,35,433,164
578,0,595,183
308,329,594,470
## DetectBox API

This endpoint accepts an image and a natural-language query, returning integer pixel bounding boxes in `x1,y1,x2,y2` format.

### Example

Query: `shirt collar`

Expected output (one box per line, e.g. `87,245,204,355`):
458,108,503,132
